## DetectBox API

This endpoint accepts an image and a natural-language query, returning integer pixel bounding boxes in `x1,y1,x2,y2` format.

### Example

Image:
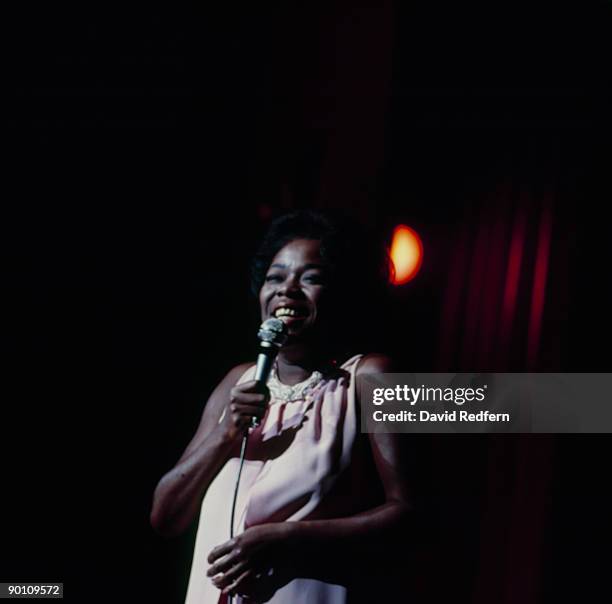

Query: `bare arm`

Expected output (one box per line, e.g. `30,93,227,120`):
283,355,411,573
285,389,412,581
150,362,262,537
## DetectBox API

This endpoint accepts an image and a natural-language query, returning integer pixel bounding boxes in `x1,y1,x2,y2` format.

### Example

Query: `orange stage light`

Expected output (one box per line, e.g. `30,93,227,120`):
389,225,423,285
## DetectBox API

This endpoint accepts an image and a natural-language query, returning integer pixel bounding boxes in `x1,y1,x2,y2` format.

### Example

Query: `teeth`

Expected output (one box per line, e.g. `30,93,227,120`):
274,307,300,317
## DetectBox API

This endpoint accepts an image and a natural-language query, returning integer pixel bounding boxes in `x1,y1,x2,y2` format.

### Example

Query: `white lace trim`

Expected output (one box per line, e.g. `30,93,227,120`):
267,363,324,403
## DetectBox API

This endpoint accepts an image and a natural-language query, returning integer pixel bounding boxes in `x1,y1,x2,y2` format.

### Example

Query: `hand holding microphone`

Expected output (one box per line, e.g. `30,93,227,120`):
225,380,270,440
224,318,288,439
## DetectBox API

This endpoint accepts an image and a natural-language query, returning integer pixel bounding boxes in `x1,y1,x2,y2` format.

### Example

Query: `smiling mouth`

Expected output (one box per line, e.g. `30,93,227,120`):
273,307,307,320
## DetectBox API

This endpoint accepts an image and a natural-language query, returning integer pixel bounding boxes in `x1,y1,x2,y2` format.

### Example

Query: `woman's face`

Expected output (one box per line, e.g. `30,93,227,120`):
259,238,329,340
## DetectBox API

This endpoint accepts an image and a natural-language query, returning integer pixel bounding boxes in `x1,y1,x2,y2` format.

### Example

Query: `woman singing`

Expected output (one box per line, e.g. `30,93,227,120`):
151,210,413,603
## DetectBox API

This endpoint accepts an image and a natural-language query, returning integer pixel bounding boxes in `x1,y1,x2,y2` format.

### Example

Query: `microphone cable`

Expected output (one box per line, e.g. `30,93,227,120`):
226,318,287,604
228,430,249,604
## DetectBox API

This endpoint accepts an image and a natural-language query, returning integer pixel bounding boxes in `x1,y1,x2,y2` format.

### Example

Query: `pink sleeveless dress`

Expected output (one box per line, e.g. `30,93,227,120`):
184,354,369,604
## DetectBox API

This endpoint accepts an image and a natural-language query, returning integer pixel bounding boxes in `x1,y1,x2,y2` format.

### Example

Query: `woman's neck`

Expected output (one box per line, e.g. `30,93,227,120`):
275,347,331,386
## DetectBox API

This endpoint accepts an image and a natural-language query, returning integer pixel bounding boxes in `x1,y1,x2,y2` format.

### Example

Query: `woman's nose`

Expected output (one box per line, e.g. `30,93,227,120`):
277,275,301,296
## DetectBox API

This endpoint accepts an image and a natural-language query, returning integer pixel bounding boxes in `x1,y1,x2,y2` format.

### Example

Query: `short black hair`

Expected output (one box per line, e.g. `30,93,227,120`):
250,209,391,355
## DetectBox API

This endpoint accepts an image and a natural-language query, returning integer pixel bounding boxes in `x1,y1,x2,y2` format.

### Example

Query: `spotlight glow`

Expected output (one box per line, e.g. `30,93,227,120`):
389,225,423,285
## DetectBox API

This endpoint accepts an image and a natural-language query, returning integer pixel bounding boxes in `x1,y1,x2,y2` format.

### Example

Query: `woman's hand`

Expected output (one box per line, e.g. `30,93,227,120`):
220,380,270,442
207,523,292,599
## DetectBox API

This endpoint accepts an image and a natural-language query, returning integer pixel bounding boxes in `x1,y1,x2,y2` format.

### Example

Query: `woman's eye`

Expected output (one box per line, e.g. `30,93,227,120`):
265,274,283,283
304,274,324,284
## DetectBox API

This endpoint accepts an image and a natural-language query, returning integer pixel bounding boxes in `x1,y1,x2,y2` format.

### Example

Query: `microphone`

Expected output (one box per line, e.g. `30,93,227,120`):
252,318,288,427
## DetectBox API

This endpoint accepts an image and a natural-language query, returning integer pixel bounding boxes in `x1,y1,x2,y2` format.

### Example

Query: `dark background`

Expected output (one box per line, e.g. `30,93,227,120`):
2,1,611,602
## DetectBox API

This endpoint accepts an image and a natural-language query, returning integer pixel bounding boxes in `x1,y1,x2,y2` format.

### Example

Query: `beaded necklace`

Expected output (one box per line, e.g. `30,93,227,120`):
267,363,324,402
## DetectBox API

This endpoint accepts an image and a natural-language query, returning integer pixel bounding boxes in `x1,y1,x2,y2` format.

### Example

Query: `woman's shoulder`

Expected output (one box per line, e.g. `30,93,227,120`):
203,362,256,405
354,352,395,376
201,362,255,414
224,362,256,384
